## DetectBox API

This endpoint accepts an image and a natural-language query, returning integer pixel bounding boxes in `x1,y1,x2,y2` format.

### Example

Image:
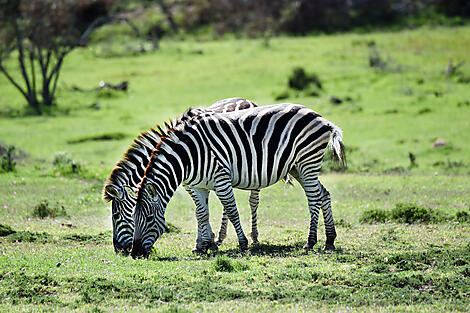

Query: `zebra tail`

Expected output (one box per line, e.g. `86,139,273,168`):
327,122,347,169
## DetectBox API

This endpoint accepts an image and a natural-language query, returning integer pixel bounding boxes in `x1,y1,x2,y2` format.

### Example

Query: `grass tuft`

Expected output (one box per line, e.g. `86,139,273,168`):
0,223,16,236
214,256,235,272
6,231,52,243
164,222,181,233
31,200,68,219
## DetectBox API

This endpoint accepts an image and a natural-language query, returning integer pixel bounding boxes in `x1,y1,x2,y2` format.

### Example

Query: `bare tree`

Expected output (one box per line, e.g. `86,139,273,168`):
0,0,112,114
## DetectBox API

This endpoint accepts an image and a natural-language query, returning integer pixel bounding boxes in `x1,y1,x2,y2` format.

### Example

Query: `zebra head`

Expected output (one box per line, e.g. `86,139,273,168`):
104,184,136,255
131,182,166,259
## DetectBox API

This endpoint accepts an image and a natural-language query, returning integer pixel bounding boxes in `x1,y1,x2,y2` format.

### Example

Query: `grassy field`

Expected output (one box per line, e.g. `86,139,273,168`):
1,25,470,312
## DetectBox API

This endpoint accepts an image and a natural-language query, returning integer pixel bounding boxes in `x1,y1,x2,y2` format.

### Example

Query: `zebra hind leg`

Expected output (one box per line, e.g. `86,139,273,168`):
319,181,336,251
249,190,260,244
216,212,229,246
296,169,322,250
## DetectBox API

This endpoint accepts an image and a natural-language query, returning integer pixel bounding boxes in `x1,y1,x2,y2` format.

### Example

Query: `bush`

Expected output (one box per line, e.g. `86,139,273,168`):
0,223,16,236
456,211,470,223
360,209,389,223
361,203,448,224
288,67,322,91
52,152,82,175
0,145,16,172
32,200,68,219
391,203,440,223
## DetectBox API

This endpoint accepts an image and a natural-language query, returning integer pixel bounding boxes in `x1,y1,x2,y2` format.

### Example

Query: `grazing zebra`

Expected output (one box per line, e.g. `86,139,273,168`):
131,103,346,259
102,98,261,254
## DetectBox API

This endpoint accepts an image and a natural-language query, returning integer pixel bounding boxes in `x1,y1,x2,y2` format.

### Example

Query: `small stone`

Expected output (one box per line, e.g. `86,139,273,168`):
432,139,447,148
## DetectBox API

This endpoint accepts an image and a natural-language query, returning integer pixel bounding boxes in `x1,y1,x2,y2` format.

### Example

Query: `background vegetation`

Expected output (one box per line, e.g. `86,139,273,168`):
0,1,469,312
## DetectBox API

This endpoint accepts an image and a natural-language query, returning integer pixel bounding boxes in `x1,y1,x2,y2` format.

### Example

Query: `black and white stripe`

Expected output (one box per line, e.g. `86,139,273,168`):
131,103,345,258
102,98,260,254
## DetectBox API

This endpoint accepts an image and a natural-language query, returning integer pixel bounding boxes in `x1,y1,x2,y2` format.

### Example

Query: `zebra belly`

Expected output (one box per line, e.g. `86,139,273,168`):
230,161,293,190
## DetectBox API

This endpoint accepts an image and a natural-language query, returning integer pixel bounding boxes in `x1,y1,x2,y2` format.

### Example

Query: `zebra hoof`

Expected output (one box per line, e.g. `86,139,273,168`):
324,244,336,252
303,242,315,250
209,242,219,252
215,239,224,246
192,248,207,255
239,242,249,253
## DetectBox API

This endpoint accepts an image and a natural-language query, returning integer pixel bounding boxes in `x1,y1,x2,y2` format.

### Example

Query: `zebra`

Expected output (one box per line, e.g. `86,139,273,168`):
131,103,346,259
102,98,263,255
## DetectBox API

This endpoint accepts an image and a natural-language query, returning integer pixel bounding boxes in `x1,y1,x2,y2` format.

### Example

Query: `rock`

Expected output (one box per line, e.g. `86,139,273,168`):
432,139,447,148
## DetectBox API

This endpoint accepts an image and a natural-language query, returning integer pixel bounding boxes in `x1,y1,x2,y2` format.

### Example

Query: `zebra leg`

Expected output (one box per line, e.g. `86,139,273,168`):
249,189,260,244
214,177,248,252
295,168,322,250
319,181,336,251
185,187,218,253
216,212,229,246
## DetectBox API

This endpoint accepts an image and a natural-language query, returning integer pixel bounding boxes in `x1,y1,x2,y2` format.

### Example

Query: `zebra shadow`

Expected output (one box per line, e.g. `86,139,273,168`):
216,241,307,258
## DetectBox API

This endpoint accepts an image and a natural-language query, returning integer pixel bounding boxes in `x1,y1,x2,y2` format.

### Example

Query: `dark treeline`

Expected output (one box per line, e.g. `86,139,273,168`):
175,0,470,35
84,0,470,36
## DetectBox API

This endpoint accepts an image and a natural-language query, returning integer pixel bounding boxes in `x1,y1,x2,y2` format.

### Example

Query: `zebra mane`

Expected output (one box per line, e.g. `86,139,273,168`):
102,107,205,202
136,108,212,200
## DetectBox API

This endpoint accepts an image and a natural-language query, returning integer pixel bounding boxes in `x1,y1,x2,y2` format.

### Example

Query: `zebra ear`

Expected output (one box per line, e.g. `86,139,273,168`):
124,186,137,199
145,183,157,199
105,185,122,200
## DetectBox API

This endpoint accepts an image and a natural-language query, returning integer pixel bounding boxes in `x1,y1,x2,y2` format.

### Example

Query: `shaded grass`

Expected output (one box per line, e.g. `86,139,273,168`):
67,132,128,144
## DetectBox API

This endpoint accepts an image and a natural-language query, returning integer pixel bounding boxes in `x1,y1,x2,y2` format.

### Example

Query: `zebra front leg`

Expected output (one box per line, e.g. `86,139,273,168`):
214,178,248,252
186,187,218,254
319,181,336,251
249,190,260,244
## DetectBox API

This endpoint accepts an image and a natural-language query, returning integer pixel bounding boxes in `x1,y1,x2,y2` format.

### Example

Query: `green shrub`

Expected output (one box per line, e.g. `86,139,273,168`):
360,209,389,223
456,211,470,223
52,151,83,175
0,145,16,172
391,203,440,223
288,67,322,91
32,200,68,219
0,223,16,236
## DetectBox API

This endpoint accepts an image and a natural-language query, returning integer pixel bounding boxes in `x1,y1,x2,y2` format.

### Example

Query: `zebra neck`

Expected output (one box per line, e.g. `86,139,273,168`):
145,145,189,206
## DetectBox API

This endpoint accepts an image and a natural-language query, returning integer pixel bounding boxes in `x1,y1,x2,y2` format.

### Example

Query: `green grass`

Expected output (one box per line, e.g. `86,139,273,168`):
0,174,469,312
1,25,470,311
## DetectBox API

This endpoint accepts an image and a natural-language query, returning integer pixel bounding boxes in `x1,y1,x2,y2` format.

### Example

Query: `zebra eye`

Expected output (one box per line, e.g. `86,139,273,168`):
146,214,154,223
124,186,137,199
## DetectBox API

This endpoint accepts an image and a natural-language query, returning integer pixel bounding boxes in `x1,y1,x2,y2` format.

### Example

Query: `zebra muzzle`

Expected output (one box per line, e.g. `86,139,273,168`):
131,239,150,259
